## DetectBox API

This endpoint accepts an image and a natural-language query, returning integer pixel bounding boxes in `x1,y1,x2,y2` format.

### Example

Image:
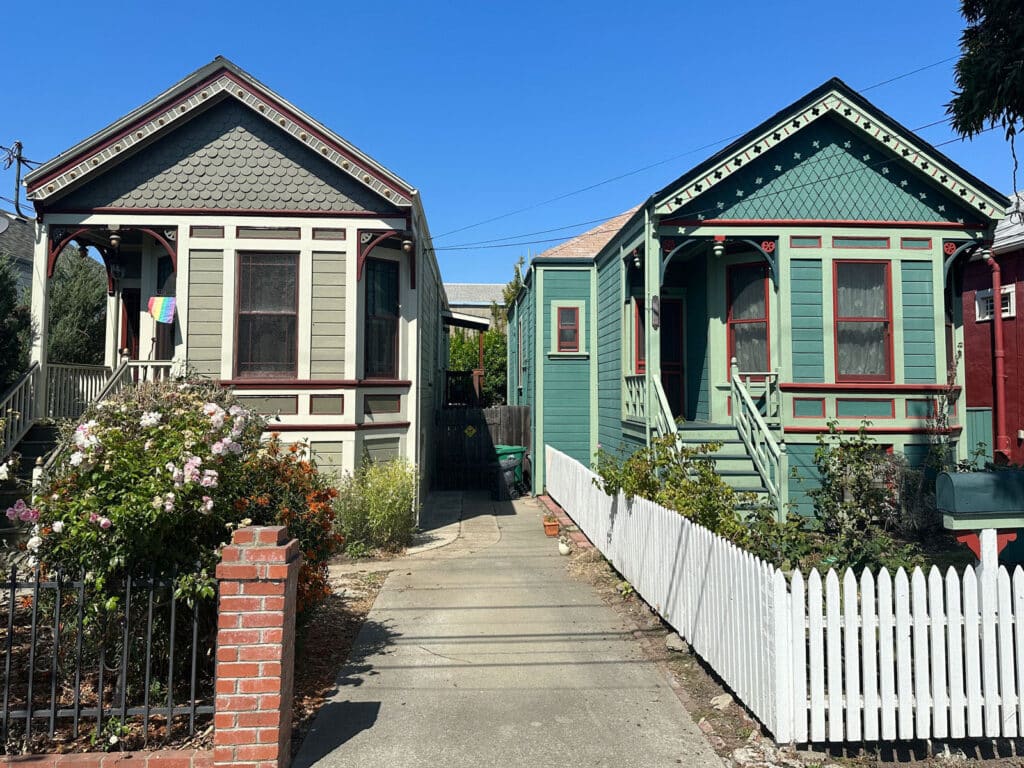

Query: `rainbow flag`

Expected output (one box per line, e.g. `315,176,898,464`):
148,296,176,324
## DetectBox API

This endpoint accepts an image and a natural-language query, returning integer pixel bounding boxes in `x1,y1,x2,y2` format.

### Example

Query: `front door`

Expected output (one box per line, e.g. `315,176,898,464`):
660,297,685,420
120,288,140,360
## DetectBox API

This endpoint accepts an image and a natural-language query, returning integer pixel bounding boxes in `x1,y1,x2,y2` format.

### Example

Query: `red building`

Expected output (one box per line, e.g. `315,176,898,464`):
962,195,1024,465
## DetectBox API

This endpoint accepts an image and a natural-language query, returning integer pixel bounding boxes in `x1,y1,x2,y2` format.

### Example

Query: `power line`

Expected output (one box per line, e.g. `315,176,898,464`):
432,55,964,241
433,125,1000,252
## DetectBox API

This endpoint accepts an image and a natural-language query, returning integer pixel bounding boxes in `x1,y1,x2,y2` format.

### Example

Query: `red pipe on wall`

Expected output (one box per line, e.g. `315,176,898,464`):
986,250,1012,462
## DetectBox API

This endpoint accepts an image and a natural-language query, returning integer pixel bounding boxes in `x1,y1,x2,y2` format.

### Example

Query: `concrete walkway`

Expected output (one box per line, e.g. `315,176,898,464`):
296,493,722,768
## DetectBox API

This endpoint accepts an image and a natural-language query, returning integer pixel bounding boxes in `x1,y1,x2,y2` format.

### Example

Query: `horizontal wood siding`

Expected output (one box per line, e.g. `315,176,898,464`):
310,251,346,378
187,249,223,376
901,261,936,384
786,442,820,517
791,259,825,382
543,270,591,465
310,440,345,477
686,258,711,421
597,256,622,451
966,407,994,463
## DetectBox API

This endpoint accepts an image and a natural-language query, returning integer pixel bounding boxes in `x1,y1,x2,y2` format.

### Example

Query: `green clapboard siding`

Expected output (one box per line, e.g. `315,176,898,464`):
786,443,821,517
597,255,623,451
790,259,825,382
902,444,931,468
187,249,223,376
901,261,936,384
310,251,346,378
685,258,710,421
542,269,592,465
966,407,994,463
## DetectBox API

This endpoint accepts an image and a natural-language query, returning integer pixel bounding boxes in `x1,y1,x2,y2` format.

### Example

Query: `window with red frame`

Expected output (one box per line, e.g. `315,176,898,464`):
236,252,298,377
834,261,892,382
727,263,769,374
634,299,646,373
557,306,579,352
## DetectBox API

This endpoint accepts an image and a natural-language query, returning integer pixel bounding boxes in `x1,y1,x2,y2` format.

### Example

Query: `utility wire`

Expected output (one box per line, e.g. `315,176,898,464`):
433,125,1000,252
433,55,963,241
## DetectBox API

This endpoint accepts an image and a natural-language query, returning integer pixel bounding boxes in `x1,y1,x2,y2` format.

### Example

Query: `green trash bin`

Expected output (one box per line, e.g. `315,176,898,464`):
494,445,527,485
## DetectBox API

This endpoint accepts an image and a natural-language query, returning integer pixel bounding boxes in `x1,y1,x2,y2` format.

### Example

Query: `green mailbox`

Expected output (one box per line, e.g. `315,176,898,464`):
936,470,1024,531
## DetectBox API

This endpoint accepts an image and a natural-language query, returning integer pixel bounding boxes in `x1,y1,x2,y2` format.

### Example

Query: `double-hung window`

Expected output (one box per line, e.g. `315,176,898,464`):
727,263,769,375
236,252,298,377
364,258,400,379
834,260,892,382
557,307,579,352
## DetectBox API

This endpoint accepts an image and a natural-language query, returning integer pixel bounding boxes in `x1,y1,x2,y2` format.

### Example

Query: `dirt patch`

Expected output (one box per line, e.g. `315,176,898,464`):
290,569,389,755
564,545,1024,768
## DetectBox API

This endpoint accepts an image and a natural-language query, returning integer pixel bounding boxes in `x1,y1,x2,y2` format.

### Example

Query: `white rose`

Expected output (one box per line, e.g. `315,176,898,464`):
26,536,42,551
0,462,8,481
52,521,63,533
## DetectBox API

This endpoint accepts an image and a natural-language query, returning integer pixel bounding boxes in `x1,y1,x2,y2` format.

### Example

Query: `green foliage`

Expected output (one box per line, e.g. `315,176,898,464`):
0,255,32,390
948,0,1024,141
47,253,107,365
336,459,419,553
448,327,508,406
503,256,525,314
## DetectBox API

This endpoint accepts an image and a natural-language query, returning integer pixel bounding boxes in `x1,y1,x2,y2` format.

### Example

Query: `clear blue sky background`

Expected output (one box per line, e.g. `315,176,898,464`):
1,0,1016,285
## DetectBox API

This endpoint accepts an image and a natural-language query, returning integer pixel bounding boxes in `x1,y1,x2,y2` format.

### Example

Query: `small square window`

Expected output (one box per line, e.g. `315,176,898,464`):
975,285,1016,322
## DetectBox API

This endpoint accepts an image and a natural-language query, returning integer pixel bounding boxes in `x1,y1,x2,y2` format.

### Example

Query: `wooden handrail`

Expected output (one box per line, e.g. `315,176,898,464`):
730,358,786,518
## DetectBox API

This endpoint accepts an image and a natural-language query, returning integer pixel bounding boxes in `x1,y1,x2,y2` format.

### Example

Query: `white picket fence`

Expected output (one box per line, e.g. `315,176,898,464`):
545,445,1024,745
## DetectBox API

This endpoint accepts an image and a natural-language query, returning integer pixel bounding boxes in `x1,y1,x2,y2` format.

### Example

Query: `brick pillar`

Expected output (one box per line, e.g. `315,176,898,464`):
214,526,301,768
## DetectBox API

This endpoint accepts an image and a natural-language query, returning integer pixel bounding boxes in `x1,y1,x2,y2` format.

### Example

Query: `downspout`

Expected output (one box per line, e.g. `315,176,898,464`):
985,249,1011,462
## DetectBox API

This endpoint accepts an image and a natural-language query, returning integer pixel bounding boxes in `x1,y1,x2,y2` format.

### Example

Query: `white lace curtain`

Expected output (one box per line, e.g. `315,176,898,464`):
836,263,888,378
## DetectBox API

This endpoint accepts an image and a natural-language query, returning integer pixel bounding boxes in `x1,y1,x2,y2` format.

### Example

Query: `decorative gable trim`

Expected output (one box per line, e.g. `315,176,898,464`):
654,88,1005,220
26,66,414,208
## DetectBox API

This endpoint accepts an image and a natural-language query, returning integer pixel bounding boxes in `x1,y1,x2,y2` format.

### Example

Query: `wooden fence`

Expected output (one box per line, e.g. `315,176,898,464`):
434,406,530,489
545,446,1024,745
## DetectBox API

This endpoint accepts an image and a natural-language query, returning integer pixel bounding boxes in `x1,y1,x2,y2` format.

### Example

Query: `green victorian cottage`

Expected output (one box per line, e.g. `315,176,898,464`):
508,78,1010,516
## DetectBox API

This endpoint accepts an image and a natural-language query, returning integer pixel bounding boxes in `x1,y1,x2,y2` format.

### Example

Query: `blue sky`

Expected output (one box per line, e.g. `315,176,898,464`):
1,0,1015,285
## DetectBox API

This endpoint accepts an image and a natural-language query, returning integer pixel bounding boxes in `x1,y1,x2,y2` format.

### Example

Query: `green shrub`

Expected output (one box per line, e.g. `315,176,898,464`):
336,459,419,553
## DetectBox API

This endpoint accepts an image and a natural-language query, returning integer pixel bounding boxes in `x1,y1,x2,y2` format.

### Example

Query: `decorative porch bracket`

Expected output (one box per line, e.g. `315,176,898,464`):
48,225,178,295
660,236,779,284
357,229,416,289
942,238,984,284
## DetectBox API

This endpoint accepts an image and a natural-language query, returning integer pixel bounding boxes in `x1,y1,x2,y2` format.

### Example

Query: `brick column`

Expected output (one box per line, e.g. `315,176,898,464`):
214,526,301,768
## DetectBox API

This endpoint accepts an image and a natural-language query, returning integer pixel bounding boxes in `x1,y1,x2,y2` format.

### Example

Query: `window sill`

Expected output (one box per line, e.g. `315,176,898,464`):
547,352,589,359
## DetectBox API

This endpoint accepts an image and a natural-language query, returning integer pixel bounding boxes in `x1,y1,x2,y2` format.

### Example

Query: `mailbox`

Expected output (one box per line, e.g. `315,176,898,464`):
936,470,1024,531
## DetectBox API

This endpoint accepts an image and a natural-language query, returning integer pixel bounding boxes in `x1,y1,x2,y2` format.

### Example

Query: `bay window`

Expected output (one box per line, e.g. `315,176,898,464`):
834,260,892,382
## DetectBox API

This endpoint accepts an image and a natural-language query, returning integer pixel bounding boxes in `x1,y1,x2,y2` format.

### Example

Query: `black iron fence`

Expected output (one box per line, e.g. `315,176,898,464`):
0,567,217,754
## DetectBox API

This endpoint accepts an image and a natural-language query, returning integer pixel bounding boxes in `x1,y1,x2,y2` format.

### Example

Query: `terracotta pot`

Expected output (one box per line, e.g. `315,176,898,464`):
543,520,560,537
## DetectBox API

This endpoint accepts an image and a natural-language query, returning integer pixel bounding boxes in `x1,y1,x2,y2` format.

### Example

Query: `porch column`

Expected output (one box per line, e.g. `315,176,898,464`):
29,221,50,413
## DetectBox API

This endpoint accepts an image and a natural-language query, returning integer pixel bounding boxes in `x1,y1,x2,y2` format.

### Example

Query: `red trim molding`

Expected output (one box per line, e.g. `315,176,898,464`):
779,382,959,394
271,421,410,432
658,218,988,230
45,207,408,219
785,425,963,435
219,378,411,389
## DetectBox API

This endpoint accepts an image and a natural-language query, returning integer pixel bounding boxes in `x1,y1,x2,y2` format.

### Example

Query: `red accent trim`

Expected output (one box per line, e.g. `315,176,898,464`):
789,235,822,248
955,531,1017,560
219,378,411,389
792,397,826,418
29,69,415,199
780,382,960,394
659,218,987,230
833,259,894,383
726,262,770,379
556,306,580,353
834,398,896,419
48,207,408,218
357,230,401,282
900,237,933,250
47,225,178,278
832,236,891,249
270,421,411,432
234,251,299,379
785,425,963,435
634,299,646,374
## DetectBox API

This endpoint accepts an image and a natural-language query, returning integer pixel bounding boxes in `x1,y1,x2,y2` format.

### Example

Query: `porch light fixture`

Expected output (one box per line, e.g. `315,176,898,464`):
632,248,641,270
109,232,121,251
712,235,727,258
401,239,415,254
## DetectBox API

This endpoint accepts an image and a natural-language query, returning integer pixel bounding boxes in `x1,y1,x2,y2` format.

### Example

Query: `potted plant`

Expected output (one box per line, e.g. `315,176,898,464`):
543,512,560,537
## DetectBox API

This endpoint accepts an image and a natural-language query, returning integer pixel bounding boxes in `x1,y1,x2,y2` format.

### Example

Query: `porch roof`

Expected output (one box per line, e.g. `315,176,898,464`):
994,194,1024,255
443,310,491,331
24,57,417,210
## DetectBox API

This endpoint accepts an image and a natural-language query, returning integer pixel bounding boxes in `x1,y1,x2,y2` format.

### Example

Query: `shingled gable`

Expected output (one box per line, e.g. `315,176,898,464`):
650,77,1011,223
24,57,416,212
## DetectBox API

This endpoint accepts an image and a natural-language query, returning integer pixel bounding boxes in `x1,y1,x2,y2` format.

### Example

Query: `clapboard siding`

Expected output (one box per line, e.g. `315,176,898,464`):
542,270,591,465
966,407,994,463
311,440,345,476
791,259,825,382
596,255,623,451
310,251,346,378
901,261,936,384
187,249,224,376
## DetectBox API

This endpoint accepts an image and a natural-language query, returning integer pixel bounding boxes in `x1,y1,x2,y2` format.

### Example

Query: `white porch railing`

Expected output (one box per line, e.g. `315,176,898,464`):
623,374,646,422
1,364,40,461
651,377,677,438
46,364,111,421
730,358,786,518
547,447,1024,745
